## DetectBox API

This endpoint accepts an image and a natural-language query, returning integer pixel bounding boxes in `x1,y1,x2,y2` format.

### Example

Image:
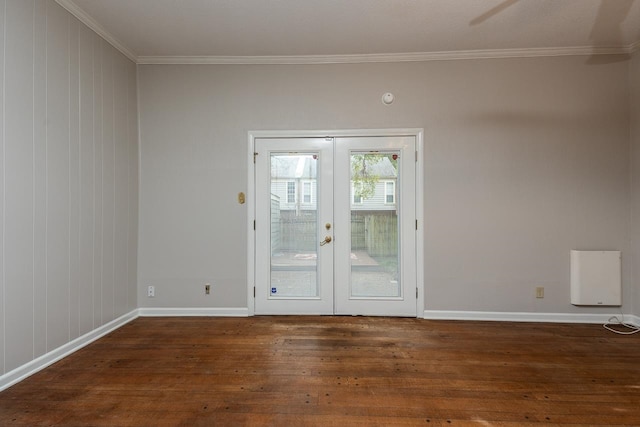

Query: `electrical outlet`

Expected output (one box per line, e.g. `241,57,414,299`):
147,285,155,297
205,283,211,295
536,287,544,298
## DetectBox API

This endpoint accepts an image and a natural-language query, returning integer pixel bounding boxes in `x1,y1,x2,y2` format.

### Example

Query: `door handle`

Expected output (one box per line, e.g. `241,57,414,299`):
320,236,332,246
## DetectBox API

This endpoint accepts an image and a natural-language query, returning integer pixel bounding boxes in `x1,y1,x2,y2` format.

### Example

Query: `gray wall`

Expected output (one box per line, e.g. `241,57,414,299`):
138,56,631,315
632,50,640,317
0,0,138,375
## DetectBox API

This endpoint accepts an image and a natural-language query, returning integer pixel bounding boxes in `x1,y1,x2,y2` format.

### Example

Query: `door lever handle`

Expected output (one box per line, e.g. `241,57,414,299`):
320,236,332,246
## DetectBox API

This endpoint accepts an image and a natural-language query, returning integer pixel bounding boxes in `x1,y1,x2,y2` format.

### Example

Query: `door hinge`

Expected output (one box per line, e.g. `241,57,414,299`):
415,219,418,230
254,286,256,298
416,287,419,299
253,220,256,230
253,152,258,163
415,151,418,162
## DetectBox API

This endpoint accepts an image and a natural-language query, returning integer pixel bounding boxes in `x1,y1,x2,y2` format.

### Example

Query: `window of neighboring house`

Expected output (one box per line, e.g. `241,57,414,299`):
385,181,395,204
287,181,296,203
302,181,312,204
352,183,364,204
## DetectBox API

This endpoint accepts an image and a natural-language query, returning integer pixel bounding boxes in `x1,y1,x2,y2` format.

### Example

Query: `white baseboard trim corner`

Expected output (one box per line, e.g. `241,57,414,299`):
422,310,632,324
624,314,640,327
0,309,138,392
137,307,250,317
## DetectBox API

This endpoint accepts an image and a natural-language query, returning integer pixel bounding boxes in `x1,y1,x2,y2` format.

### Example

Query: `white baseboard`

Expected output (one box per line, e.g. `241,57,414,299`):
138,307,249,317
0,309,138,392
423,310,636,324
624,314,640,327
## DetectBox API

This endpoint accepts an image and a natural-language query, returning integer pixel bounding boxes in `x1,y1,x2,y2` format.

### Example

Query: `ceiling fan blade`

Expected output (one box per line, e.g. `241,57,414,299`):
589,0,634,44
586,0,634,65
470,0,520,26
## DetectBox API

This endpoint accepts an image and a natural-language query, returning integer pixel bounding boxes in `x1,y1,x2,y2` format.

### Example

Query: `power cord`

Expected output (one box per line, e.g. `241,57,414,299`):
603,313,640,335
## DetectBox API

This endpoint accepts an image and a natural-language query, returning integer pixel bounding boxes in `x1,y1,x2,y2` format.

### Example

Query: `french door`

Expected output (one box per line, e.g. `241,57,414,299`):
254,135,416,316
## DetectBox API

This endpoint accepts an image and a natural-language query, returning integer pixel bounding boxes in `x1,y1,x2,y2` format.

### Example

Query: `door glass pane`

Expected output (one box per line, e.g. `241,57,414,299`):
270,154,318,297
350,153,400,297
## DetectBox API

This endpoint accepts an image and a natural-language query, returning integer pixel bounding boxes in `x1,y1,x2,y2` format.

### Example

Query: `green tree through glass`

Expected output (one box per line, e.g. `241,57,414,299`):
351,153,396,200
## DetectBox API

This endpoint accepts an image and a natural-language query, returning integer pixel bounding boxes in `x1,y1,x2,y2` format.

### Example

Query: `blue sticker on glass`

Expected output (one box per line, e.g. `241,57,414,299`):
271,287,277,294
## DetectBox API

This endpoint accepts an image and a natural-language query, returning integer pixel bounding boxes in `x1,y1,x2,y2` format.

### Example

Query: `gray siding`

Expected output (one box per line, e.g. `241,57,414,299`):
351,180,397,211
271,179,318,211
271,179,396,211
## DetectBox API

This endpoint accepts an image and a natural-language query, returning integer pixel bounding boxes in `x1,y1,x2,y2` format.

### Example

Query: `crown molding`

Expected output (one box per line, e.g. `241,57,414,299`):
52,0,639,66
138,46,631,65
55,0,138,63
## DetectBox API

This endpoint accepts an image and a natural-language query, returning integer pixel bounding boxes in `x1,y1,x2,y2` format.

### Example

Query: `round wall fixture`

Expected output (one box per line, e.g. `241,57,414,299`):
382,92,394,105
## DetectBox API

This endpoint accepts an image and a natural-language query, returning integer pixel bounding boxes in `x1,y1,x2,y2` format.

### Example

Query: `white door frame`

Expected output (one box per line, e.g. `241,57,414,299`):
247,129,425,317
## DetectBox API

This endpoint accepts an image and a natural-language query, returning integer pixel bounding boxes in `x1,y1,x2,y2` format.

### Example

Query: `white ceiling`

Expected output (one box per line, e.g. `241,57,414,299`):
58,0,640,64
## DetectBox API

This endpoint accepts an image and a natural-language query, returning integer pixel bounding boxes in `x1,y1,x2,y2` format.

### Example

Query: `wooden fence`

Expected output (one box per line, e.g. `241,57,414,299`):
351,212,398,257
279,211,318,252
271,194,397,256
270,194,281,254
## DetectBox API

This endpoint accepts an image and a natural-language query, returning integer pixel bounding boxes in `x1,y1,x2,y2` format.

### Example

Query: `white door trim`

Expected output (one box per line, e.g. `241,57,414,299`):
247,129,425,317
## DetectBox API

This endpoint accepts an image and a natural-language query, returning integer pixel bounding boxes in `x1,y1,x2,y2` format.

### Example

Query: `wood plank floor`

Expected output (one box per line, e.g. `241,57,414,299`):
1,316,639,426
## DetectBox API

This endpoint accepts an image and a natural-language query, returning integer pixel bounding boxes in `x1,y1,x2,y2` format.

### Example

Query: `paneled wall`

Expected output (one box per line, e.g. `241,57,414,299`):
632,50,640,317
0,0,138,375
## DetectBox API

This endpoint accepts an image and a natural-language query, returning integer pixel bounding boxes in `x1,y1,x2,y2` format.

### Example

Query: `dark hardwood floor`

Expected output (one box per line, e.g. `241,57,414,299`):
0,316,639,426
